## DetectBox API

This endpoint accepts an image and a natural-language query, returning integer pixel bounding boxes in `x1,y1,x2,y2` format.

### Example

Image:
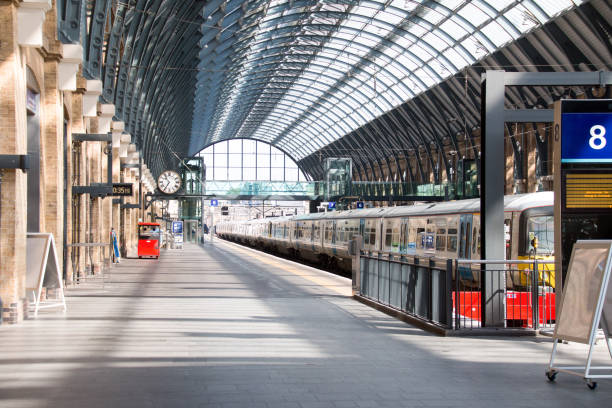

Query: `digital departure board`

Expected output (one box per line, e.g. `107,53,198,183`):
564,171,612,210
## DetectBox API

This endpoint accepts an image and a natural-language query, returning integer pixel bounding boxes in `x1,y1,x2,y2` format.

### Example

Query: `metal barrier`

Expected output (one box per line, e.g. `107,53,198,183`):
357,252,555,332
454,259,555,330
359,251,453,329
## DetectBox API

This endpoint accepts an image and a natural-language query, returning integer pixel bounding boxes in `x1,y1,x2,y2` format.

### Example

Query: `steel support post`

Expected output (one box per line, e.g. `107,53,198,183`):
481,70,506,327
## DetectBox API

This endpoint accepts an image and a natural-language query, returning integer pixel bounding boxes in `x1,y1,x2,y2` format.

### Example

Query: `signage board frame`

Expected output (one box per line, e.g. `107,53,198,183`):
546,240,612,389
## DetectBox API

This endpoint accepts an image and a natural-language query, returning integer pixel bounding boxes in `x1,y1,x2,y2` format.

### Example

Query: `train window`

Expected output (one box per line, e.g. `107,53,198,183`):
325,222,334,243
365,223,376,247
447,228,458,252
313,224,320,240
385,225,393,249
436,235,446,251
417,228,425,249
472,227,478,254
526,216,554,254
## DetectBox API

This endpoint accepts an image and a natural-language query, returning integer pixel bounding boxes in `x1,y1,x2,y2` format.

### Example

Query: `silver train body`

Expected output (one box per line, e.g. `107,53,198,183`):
217,192,554,286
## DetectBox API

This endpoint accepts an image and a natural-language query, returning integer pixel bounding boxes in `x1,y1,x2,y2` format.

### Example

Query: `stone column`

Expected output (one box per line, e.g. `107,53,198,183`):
0,2,28,324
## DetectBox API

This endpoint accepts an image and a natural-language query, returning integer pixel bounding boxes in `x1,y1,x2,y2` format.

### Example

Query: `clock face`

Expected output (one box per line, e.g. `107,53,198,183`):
157,170,182,194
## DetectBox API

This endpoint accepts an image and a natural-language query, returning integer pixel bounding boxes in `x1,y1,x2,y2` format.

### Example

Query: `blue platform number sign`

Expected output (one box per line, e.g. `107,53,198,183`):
562,113,612,163
328,202,336,210
356,201,364,209
172,221,183,234
210,199,218,207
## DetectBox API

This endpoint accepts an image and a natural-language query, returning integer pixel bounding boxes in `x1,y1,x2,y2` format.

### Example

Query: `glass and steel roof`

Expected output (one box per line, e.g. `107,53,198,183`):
191,0,586,160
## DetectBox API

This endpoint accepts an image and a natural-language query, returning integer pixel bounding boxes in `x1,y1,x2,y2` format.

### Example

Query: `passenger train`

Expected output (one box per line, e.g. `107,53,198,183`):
216,192,555,289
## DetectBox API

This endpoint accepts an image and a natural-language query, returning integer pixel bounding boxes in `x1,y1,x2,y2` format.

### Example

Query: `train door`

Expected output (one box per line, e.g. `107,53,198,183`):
458,214,474,281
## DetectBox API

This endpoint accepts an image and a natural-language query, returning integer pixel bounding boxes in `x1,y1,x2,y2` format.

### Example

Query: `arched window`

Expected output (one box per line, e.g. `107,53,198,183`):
197,139,307,182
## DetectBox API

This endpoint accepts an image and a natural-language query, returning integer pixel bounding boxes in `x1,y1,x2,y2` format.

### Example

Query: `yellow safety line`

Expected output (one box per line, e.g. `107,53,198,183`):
222,241,351,297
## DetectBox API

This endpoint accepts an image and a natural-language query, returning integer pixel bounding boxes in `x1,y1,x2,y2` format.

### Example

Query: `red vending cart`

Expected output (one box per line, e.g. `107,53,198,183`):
138,222,161,258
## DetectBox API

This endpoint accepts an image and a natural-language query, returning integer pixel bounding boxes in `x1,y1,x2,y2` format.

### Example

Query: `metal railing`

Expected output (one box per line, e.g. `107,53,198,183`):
454,259,555,330
359,251,453,328
357,252,555,332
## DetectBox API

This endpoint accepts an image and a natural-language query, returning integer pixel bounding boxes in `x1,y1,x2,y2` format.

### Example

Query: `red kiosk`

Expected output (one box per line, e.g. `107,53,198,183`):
138,222,161,258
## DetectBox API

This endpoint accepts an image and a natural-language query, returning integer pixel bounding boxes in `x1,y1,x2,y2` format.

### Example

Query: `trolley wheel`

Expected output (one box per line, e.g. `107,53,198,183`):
586,380,597,390
546,371,557,382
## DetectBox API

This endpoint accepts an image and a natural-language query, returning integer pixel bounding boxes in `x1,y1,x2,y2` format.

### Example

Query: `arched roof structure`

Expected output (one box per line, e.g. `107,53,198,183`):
58,0,611,178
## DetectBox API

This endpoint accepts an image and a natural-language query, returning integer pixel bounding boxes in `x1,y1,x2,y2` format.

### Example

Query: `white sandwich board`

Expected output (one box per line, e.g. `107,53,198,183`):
546,240,612,389
26,233,67,317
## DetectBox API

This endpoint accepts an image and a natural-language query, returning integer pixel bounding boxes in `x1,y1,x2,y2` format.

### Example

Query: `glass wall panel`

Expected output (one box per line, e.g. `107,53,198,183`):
228,167,242,181
271,167,284,181
257,166,270,181
214,166,227,180
243,154,256,168
228,153,242,168
214,153,227,167
285,168,298,181
243,139,257,154
243,167,256,180
198,139,306,182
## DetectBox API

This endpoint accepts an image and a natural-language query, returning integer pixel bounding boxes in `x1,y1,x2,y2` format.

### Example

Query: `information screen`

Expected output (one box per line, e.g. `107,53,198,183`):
562,112,612,163
112,183,133,196
564,171,612,210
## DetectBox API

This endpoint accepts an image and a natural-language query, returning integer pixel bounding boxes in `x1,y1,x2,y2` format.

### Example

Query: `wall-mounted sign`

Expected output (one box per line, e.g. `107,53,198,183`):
112,183,133,196
328,202,336,210
210,199,218,207
356,201,364,209
172,221,183,234
561,112,612,163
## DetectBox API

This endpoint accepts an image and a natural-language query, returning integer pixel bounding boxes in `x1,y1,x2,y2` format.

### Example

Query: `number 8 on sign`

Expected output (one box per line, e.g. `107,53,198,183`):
589,125,606,150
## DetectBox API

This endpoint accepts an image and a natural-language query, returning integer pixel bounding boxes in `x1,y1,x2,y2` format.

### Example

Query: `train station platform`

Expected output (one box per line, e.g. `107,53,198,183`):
1,242,611,408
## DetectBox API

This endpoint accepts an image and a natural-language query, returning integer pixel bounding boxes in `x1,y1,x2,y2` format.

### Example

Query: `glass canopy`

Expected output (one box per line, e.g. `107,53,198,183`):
191,0,584,160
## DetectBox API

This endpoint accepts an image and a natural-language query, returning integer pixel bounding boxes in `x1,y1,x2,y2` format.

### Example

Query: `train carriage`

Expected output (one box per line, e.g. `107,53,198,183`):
217,192,554,289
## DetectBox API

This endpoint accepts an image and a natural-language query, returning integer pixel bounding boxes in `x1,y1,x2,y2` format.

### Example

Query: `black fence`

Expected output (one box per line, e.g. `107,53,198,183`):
358,251,555,331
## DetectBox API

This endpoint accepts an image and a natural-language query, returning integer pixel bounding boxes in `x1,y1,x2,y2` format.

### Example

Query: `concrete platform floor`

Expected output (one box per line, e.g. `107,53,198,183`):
1,241,611,408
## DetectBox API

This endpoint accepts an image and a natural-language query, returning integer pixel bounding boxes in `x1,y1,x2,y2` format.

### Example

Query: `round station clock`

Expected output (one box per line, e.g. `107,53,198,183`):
157,170,182,194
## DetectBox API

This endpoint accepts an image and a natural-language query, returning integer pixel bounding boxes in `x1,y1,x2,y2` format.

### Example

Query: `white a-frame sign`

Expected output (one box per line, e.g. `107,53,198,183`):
546,240,612,390
26,233,67,317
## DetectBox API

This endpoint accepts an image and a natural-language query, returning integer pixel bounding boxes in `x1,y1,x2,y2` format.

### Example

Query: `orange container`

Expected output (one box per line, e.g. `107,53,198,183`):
138,222,160,258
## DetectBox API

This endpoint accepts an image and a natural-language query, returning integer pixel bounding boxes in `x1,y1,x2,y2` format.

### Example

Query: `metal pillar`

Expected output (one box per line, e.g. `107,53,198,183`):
480,70,612,327
480,70,506,327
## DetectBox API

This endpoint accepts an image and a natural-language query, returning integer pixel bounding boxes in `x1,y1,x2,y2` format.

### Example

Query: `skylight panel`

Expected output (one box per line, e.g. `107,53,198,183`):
480,20,513,47
420,5,447,25
533,0,576,17
354,34,379,48
395,53,419,71
438,0,465,11
407,23,428,38
441,47,468,70
413,67,437,87
341,17,366,31
378,10,404,25
423,32,450,52
457,3,490,26
440,18,469,39
390,0,419,12
408,43,432,63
